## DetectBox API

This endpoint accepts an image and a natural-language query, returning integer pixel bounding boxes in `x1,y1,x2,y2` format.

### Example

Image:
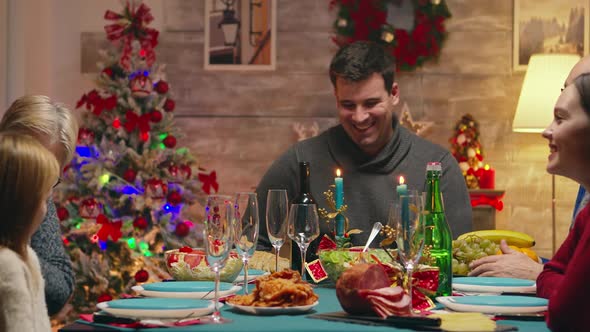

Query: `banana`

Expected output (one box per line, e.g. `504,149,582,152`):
457,230,535,248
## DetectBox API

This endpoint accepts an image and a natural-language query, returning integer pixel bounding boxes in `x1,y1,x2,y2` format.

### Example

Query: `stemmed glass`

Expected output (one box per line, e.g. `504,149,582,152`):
203,194,233,324
233,192,259,294
390,191,425,314
287,203,320,280
265,189,289,272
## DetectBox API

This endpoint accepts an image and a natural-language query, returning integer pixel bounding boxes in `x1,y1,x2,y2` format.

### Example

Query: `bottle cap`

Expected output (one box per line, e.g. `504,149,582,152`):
426,162,442,171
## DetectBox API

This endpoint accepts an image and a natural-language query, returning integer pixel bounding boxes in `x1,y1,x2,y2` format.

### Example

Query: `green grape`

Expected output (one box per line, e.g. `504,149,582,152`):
480,239,491,249
474,252,487,260
457,263,469,276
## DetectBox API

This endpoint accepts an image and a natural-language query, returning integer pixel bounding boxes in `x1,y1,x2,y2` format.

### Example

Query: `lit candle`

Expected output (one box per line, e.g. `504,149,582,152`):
335,168,345,237
479,164,496,189
397,176,409,228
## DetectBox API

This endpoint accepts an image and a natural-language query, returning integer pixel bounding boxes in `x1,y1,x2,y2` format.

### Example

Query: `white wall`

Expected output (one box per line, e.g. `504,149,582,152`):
5,0,163,111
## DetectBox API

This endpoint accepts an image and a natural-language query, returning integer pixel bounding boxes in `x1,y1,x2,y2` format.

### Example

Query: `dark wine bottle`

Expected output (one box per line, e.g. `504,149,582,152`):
291,161,316,205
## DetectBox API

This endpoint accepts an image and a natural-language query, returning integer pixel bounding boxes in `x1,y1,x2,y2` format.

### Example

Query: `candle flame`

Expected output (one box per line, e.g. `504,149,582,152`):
399,176,405,185
484,164,490,171
336,168,341,177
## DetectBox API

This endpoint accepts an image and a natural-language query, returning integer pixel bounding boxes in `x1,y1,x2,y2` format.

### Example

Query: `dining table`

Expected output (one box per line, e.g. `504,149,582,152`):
58,285,550,332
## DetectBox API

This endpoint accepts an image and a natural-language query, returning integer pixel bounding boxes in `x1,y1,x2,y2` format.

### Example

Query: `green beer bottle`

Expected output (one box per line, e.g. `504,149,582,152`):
423,162,453,297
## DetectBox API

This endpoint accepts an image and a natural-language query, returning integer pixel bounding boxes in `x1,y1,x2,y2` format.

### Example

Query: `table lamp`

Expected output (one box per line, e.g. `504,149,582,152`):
513,53,580,254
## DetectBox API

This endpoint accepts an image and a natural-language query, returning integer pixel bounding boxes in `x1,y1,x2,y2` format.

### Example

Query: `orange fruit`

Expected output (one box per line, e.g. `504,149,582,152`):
496,246,538,262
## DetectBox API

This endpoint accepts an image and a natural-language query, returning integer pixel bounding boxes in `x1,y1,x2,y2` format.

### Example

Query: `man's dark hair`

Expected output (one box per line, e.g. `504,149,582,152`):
329,41,396,94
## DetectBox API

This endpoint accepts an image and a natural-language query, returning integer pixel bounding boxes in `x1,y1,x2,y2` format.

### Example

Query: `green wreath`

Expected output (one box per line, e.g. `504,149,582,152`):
330,0,451,71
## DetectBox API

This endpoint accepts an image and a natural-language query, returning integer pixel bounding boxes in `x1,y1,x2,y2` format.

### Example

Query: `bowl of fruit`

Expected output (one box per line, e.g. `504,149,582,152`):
165,247,243,282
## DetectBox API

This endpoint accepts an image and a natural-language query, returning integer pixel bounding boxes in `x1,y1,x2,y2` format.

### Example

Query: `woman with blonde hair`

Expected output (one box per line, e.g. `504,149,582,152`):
0,95,78,315
0,133,60,331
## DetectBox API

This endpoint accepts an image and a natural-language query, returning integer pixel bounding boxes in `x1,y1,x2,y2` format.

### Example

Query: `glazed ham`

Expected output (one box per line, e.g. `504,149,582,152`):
336,263,411,318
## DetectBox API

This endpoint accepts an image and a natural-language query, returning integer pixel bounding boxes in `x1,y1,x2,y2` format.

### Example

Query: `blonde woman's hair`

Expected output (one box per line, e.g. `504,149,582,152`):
0,95,79,166
0,133,60,259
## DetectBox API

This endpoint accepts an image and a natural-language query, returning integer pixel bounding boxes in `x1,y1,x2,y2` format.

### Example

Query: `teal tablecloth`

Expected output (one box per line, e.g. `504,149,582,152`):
65,287,551,332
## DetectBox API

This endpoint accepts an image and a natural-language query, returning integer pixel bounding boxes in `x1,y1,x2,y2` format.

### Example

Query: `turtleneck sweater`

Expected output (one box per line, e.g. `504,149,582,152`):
256,120,472,268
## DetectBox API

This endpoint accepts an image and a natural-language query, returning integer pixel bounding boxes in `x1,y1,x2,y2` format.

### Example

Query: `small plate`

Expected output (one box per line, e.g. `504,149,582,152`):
436,295,547,314
235,269,269,283
132,281,241,299
453,277,536,294
97,298,216,319
225,301,319,315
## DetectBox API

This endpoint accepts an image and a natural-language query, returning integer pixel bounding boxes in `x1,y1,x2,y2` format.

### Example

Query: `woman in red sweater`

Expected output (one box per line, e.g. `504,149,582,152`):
536,70,590,331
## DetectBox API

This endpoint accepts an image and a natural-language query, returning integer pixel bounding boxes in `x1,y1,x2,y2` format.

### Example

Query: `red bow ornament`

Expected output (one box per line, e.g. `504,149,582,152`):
198,170,219,195
388,264,438,312
123,110,151,136
104,2,159,70
96,214,122,242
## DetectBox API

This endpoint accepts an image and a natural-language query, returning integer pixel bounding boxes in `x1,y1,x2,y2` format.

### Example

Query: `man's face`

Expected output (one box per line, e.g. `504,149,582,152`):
334,73,399,156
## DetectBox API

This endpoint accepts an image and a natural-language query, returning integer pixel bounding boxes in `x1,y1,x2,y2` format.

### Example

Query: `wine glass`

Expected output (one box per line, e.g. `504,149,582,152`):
266,189,289,272
390,190,425,314
287,203,320,280
202,194,233,324
233,192,259,294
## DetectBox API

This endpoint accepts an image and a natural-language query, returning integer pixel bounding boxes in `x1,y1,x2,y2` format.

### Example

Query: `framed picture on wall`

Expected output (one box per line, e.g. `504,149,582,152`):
513,0,589,71
204,0,276,70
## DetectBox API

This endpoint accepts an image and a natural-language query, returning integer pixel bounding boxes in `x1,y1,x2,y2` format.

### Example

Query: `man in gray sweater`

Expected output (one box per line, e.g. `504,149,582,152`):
256,41,472,270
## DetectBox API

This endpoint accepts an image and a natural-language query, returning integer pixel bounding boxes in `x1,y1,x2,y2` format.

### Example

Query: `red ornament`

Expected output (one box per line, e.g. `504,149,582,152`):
150,110,163,123
113,117,121,129
168,165,179,177
155,80,169,94
123,168,137,183
56,207,70,221
102,68,113,78
133,216,149,230
145,178,168,199
140,131,150,142
134,269,149,283
174,222,190,237
163,99,175,112
129,74,153,98
79,198,101,218
167,191,182,206
97,293,113,303
78,128,95,145
179,164,192,179
163,135,177,148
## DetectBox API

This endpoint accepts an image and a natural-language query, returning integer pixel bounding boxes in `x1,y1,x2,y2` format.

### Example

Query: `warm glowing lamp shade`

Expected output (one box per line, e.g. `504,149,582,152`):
513,54,581,133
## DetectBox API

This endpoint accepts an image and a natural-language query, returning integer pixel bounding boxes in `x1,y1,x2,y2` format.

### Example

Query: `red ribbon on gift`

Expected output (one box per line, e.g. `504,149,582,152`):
104,2,159,69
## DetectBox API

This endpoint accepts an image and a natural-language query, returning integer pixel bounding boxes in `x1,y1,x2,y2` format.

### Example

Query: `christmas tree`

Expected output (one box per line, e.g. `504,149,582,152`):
449,114,490,189
54,0,218,320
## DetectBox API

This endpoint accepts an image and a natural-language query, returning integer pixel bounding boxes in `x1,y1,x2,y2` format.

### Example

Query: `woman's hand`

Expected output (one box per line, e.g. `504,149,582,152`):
468,240,543,280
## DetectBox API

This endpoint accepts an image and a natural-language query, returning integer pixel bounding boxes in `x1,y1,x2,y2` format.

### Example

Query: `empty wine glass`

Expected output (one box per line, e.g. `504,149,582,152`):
266,189,289,272
287,203,320,280
202,194,233,324
390,190,425,314
233,192,259,294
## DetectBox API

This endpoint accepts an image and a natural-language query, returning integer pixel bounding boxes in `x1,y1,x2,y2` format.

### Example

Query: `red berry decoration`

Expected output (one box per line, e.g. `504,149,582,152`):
78,128,95,145
167,191,182,206
168,165,178,177
155,80,169,94
174,222,190,237
56,207,70,221
150,110,163,123
163,99,175,112
123,168,137,183
134,269,149,283
179,246,193,253
133,216,148,230
97,293,113,303
163,135,177,148
179,164,192,179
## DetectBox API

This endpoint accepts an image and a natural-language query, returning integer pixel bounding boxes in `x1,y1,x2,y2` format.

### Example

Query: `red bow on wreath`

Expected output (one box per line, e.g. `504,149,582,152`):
96,214,122,242
104,2,159,70
198,170,219,195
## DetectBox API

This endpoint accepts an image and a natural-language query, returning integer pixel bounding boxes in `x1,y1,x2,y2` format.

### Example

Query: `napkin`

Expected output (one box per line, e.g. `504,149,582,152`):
428,312,495,332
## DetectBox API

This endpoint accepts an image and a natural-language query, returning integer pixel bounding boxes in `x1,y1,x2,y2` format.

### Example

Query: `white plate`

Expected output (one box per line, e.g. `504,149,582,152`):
225,301,319,315
97,298,217,319
436,296,547,314
235,269,270,283
132,281,241,299
452,277,536,294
